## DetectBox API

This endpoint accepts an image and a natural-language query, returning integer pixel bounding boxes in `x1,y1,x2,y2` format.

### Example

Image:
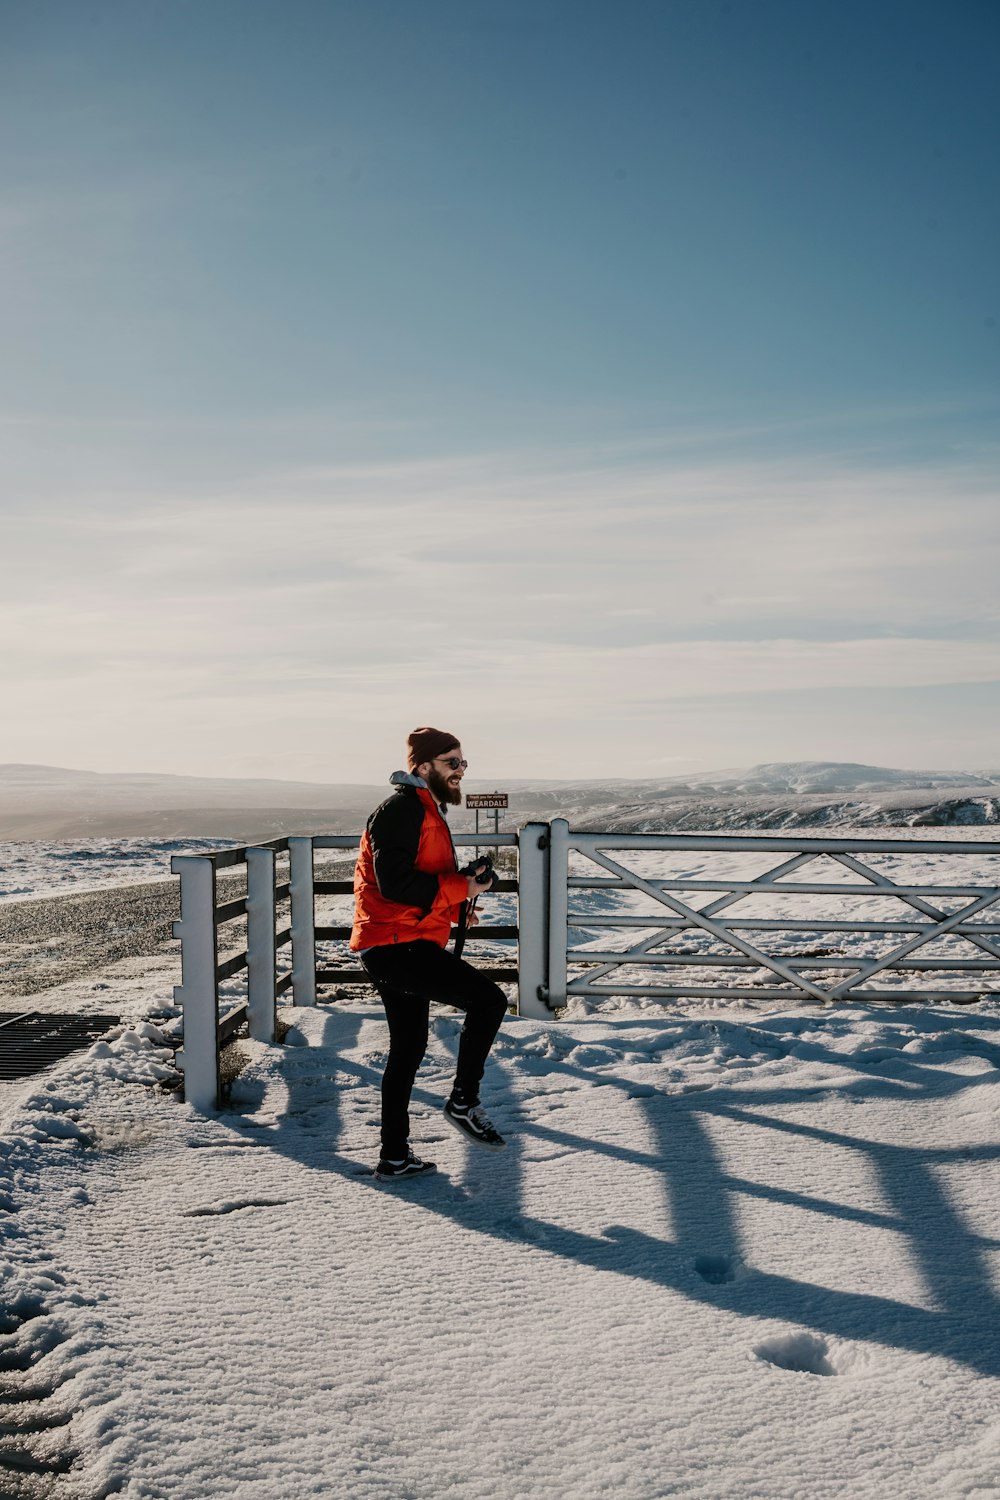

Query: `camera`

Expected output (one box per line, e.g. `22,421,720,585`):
463,854,497,890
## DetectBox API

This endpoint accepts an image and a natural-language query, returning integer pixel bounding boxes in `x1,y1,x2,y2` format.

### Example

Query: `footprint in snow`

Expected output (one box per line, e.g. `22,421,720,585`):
182,1198,292,1217
0,1298,46,1338
753,1330,836,1376
694,1253,737,1285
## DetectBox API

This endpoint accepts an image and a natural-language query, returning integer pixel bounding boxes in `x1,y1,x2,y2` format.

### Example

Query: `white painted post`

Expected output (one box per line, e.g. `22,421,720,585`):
547,818,570,1011
516,822,552,1018
171,855,219,1110
289,836,317,1007
246,846,277,1042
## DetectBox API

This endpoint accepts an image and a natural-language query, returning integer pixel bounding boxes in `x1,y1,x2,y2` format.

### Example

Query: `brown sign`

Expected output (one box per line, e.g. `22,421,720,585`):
465,793,508,810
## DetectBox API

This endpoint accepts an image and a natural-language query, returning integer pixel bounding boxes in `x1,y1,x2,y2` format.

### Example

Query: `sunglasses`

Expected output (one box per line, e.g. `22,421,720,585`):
435,756,468,771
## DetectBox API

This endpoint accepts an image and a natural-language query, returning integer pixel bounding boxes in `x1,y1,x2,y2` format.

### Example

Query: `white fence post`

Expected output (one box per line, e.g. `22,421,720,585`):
516,822,552,1018
547,818,569,1010
246,846,277,1042
289,836,317,1007
171,854,220,1110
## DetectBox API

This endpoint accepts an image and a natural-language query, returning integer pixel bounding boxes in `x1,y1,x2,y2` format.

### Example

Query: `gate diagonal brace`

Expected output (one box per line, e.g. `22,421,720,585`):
578,850,820,986
829,852,1000,964
578,848,831,1003
828,890,1000,1000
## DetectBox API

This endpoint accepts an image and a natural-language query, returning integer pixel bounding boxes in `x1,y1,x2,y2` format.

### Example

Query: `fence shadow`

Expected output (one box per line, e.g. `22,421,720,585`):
219,1002,1000,1379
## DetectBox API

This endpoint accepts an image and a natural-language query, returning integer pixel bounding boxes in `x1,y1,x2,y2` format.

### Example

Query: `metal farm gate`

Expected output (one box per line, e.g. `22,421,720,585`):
540,821,1000,1009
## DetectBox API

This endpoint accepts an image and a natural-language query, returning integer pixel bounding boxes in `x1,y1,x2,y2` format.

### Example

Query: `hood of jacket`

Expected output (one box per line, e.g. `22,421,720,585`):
389,768,453,821
389,770,427,790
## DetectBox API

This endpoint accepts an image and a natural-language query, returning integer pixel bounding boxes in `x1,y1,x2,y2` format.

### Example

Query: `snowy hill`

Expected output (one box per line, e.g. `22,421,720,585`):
1,760,999,838
502,763,1000,834
0,763,385,839
687,761,998,795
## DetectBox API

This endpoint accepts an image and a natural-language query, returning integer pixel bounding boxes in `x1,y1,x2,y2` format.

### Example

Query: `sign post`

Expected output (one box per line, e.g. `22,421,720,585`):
465,792,509,853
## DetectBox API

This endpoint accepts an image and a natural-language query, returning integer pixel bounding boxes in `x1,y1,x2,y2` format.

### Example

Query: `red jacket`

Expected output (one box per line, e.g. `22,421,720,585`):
350,776,468,951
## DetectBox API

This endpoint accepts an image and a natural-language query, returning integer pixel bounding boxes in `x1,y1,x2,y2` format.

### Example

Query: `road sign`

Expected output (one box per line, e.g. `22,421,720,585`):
465,793,508,810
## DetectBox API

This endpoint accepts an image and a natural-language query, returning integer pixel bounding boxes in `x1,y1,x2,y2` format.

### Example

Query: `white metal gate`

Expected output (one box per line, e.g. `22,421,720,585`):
539,820,1000,1008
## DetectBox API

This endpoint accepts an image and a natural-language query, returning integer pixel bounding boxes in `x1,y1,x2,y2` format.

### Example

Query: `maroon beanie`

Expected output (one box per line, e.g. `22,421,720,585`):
407,726,460,771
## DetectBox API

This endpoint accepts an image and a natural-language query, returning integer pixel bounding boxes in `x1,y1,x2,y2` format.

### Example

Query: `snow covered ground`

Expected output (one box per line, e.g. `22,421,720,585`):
4,841,1000,1498
0,839,231,904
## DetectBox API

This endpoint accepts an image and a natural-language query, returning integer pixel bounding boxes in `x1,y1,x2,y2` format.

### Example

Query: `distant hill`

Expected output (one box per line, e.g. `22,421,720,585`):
685,761,998,795
1,761,998,838
0,763,382,809
0,764,386,838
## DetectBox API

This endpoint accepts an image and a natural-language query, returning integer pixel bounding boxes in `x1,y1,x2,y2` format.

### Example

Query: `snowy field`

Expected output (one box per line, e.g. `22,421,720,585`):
3,838,1000,1498
0,839,232,904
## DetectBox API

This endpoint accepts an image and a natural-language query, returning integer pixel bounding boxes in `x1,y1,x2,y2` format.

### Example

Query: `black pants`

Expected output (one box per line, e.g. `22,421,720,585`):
360,941,508,1159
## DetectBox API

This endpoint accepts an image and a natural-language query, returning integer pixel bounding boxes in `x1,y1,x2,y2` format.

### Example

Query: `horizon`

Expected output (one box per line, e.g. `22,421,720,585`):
3,1,998,780
3,754,999,790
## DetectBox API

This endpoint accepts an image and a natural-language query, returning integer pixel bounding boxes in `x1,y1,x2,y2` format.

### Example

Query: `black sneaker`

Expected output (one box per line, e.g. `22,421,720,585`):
374,1150,436,1180
443,1097,506,1151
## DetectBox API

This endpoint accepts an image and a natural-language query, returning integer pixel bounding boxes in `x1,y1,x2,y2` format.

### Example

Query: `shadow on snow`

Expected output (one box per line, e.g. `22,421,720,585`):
222,1002,1000,1379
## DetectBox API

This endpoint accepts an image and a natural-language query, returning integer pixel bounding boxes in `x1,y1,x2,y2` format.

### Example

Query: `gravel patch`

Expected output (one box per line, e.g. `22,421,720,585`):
0,875,247,999
0,858,355,1001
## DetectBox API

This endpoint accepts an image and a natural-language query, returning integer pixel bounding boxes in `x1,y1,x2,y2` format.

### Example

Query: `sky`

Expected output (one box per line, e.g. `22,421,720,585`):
2,0,998,784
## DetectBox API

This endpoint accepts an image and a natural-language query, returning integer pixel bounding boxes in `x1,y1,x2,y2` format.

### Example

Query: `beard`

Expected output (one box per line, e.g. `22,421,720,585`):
426,767,463,806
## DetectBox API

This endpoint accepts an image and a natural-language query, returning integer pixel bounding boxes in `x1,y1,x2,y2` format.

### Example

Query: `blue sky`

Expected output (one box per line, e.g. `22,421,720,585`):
2,0,998,782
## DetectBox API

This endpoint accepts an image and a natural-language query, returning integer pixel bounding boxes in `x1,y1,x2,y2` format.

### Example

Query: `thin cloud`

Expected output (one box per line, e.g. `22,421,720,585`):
4,441,998,776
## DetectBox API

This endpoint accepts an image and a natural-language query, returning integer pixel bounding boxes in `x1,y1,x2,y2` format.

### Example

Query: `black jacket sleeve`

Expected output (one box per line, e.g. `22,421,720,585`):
367,792,443,912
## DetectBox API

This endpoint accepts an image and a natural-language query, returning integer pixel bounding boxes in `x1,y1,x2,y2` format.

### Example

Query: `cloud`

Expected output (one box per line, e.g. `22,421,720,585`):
15,442,997,620
3,440,998,776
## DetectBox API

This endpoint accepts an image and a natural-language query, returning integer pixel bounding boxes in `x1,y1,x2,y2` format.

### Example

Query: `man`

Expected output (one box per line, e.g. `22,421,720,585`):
351,726,509,1179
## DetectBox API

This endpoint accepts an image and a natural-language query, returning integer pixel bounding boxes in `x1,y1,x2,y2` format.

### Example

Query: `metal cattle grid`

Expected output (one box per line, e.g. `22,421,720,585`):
0,1012,120,1081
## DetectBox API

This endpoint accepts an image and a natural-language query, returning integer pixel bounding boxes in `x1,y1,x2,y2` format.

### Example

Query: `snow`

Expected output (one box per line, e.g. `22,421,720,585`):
4,846,1000,1497
0,838,231,902
685,761,999,795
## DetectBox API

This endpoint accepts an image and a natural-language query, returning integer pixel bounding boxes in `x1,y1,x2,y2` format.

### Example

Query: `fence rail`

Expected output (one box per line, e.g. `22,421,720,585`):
171,830,533,1108
171,822,1000,1108
171,838,293,1109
